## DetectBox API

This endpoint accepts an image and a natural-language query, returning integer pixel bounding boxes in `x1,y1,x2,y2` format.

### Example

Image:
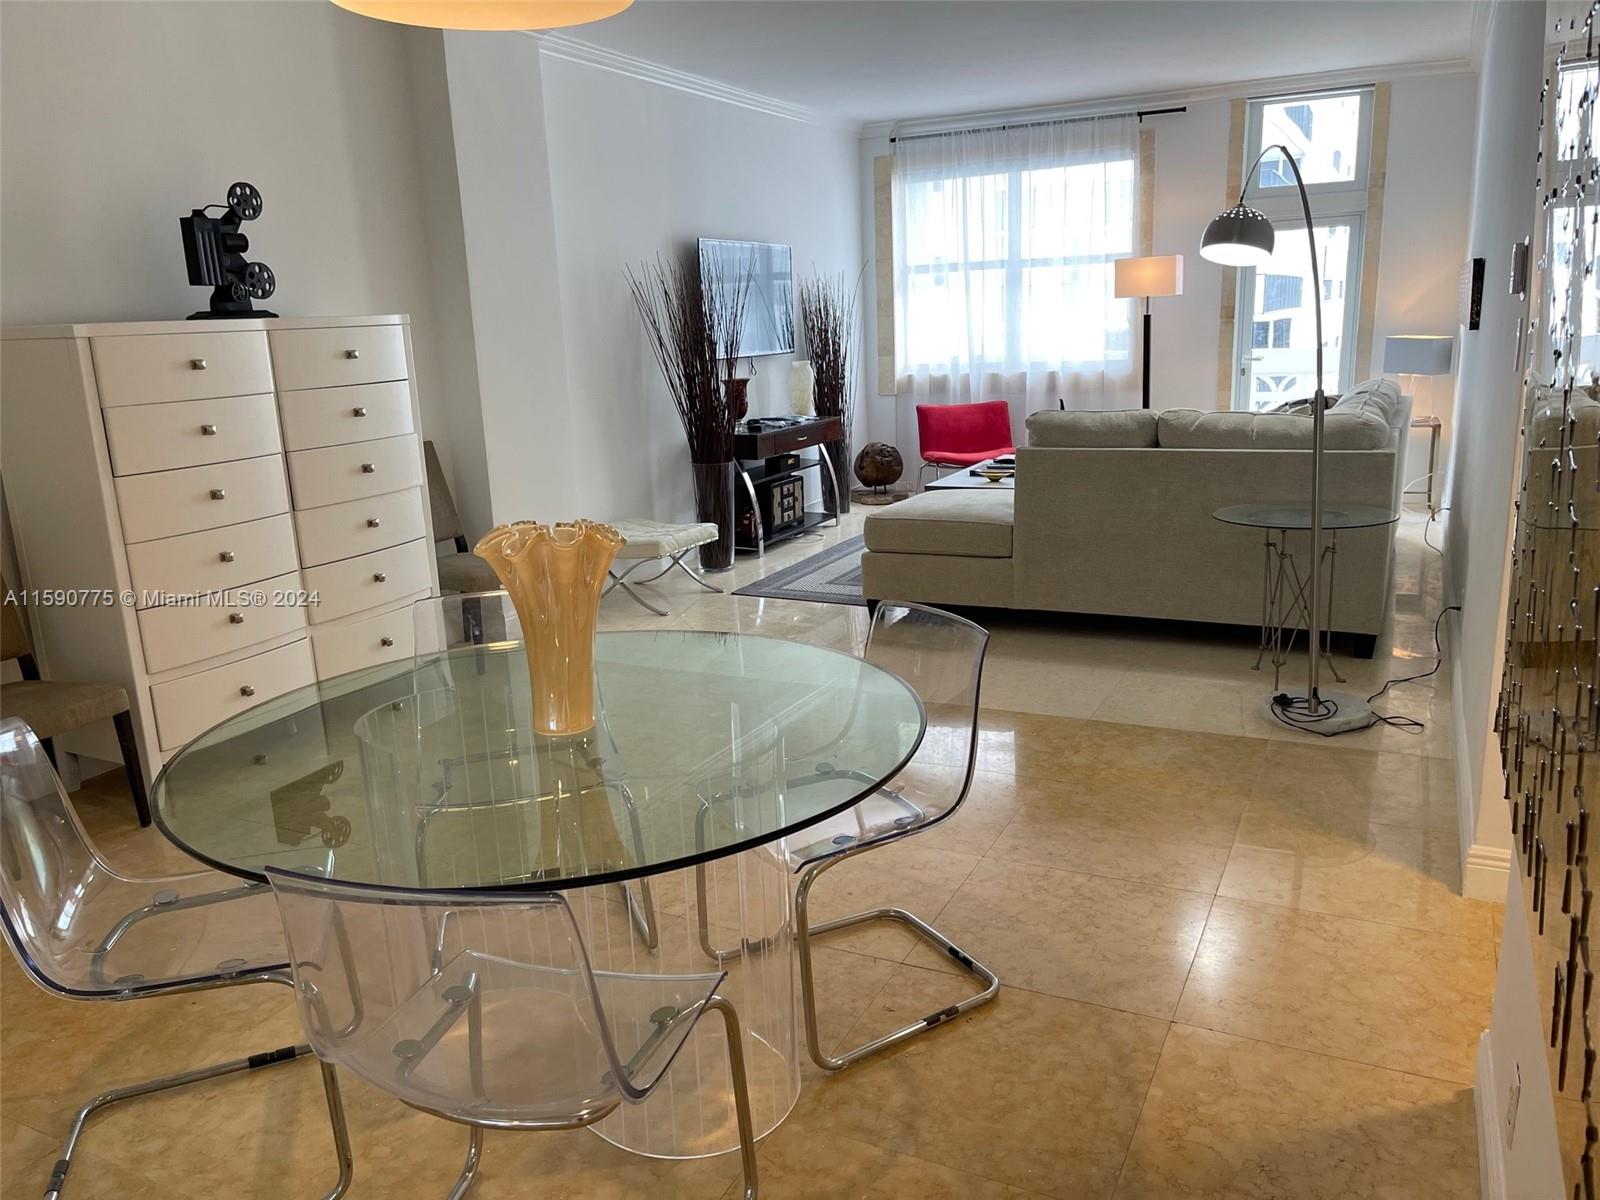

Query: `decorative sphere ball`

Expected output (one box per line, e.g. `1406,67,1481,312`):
853,442,904,488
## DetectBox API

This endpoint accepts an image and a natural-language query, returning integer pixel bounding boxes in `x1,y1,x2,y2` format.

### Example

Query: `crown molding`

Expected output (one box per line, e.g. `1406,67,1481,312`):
530,31,825,126
859,55,1475,141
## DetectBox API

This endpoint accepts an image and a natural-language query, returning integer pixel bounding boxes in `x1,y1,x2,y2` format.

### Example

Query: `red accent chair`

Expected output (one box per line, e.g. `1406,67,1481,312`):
916,401,1016,486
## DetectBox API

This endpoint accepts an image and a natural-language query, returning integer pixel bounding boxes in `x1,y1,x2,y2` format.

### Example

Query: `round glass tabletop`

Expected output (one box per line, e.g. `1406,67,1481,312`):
152,630,925,892
1211,502,1399,531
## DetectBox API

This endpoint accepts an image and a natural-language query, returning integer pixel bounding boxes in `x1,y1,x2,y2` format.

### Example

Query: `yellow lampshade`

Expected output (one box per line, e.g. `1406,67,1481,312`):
1114,254,1184,299
330,0,634,30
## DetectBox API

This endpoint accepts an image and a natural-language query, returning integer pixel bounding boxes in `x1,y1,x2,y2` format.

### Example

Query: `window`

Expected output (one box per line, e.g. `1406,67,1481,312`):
1262,274,1303,312
892,116,1141,412
898,157,1136,369
1233,87,1374,410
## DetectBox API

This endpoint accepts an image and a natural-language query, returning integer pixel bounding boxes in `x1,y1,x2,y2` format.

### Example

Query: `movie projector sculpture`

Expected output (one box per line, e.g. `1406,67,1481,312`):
179,181,277,319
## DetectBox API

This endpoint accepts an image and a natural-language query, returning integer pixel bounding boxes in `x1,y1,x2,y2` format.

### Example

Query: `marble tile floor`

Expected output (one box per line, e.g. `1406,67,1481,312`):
0,499,1493,1198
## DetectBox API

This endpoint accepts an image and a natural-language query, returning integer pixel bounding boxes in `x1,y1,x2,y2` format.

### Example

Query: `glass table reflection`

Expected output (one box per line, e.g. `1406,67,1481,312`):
151,629,925,1160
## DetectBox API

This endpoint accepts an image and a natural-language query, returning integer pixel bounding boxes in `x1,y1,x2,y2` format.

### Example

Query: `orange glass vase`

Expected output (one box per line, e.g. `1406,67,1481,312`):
473,519,624,736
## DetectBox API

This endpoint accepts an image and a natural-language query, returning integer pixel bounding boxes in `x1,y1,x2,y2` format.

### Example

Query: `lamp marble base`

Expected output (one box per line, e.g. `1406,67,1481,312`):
1265,690,1377,734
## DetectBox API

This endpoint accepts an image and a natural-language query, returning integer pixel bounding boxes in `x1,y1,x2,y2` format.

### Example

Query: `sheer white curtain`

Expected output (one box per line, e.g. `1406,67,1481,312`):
892,115,1141,453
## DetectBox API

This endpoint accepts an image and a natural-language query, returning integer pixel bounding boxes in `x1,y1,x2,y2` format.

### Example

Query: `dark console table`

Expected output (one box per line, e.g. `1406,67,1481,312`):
732,415,844,554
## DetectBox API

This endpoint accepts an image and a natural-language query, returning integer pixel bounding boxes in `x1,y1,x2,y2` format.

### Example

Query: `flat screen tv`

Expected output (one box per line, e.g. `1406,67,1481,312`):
699,238,795,358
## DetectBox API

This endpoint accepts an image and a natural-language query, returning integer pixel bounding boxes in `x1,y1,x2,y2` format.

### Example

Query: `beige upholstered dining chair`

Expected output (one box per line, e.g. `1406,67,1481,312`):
1,583,150,825
424,440,500,595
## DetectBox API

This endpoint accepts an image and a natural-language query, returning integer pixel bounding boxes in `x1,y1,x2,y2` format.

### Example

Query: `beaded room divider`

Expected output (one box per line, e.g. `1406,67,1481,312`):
1499,6,1600,1194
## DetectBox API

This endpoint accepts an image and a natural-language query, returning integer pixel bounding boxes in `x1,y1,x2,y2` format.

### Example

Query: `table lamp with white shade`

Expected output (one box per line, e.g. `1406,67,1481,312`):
1382,335,1455,418
1114,255,1184,409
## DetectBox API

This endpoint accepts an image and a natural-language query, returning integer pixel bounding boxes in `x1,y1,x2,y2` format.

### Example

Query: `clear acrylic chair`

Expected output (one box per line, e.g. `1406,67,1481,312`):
266,867,759,1199
406,591,658,945
0,717,352,1200
784,602,999,1070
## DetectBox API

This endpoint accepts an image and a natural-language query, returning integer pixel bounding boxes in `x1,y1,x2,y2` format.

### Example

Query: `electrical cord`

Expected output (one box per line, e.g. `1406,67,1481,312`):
1268,506,1455,738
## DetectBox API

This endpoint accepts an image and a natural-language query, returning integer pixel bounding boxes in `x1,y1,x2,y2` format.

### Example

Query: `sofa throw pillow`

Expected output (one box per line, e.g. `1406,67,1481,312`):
1331,378,1404,434
1252,410,1389,449
1156,410,1260,448
1025,408,1159,448
1157,409,1388,450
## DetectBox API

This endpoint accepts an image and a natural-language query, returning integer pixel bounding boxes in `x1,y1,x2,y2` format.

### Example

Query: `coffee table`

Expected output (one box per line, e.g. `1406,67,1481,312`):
925,458,1015,490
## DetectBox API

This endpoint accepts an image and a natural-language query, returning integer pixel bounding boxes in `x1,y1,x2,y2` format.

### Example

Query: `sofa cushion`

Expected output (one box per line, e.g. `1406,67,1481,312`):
863,490,1014,558
1331,378,1405,441
1157,408,1388,450
1026,408,1158,448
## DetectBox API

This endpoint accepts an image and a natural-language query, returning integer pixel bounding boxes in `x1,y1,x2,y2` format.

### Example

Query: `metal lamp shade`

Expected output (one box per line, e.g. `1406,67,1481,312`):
1199,205,1276,268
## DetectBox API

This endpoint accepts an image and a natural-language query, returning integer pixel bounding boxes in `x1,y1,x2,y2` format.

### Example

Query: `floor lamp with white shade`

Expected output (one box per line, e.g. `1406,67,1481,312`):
1201,145,1376,733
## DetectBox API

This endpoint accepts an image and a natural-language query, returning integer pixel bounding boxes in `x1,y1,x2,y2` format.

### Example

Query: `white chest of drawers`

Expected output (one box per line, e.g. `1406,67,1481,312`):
1,314,441,780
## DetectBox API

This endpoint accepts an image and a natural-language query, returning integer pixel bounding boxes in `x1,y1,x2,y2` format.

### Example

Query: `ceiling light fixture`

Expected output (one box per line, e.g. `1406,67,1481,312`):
330,0,634,31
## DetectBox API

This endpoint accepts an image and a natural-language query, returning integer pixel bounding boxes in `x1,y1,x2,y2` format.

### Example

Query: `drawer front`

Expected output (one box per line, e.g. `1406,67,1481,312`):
287,435,420,510
278,380,414,451
150,639,316,750
294,487,427,568
126,514,300,607
115,455,290,544
103,392,283,476
311,604,418,679
91,331,274,408
303,539,432,624
136,571,308,674
269,324,407,392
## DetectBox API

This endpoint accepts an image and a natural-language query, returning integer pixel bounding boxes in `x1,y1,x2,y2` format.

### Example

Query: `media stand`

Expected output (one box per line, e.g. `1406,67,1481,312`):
732,415,844,555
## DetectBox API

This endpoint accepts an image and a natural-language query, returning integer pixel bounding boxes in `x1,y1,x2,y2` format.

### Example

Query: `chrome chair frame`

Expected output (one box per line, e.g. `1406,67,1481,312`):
694,603,999,1071
0,721,355,1200
267,871,758,1200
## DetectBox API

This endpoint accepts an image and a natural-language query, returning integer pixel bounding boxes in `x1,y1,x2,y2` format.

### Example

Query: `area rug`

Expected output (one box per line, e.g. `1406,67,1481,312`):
733,535,867,607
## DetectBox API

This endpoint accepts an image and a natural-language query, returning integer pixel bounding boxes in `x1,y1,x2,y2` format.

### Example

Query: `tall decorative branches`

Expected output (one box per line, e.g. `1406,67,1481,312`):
627,252,753,465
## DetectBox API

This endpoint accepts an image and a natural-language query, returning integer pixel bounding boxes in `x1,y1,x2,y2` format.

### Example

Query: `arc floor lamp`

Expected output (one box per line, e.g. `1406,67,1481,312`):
1201,145,1372,733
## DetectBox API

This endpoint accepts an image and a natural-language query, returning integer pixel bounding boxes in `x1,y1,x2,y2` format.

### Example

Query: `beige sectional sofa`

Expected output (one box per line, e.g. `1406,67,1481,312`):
860,380,1411,655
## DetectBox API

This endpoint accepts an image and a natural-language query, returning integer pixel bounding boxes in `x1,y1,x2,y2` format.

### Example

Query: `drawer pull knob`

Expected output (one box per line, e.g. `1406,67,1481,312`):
219,550,236,563
360,463,376,474
373,571,388,583
239,684,256,697
209,488,227,500
200,424,218,436
190,358,207,371
352,406,368,417
380,636,395,648
229,612,245,625
367,517,382,528
345,349,361,360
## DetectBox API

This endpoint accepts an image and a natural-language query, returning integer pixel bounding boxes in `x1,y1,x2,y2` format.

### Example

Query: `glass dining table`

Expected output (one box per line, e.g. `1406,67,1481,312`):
151,628,926,1160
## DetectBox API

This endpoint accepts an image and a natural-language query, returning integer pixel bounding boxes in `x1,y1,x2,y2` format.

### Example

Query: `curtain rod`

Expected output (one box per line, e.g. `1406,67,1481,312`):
888,105,1186,144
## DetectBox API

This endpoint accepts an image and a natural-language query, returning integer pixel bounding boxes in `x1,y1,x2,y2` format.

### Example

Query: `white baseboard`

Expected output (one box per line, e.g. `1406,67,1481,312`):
1478,1030,1507,1200
1452,628,1512,902
1466,843,1514,901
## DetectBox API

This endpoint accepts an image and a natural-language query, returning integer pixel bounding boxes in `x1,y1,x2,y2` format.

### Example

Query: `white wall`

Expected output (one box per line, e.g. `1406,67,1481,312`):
1372,72,1478,489
436,31,581,529
539,54,862,523
0,0,453,466
1460,3,1561,1196
1445,0,1544,899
